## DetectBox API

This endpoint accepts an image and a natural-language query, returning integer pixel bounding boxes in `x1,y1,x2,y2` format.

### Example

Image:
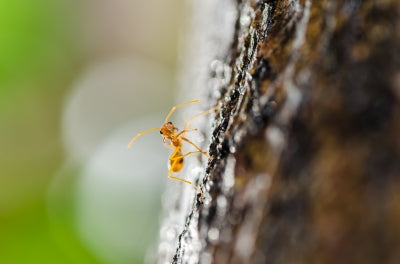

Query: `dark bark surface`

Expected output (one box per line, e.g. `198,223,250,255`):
159,1,400,263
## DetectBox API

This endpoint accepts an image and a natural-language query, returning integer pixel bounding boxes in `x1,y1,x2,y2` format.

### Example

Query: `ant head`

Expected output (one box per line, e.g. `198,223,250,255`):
160,122,178,136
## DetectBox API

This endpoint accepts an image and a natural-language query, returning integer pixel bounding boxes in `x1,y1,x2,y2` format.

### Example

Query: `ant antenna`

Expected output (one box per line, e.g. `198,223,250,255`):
127,127,161,148
165,99,200,123
183,105,219,132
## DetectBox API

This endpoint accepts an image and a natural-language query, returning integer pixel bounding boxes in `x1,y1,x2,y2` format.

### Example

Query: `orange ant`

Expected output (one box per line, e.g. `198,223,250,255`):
127,99,218,200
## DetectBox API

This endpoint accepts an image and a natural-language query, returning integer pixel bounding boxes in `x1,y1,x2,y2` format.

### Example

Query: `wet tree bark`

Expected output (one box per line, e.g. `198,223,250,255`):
157,1,400,263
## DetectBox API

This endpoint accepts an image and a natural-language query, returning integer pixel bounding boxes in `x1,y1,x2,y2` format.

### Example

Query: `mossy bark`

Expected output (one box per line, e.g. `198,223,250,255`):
160,1,400,263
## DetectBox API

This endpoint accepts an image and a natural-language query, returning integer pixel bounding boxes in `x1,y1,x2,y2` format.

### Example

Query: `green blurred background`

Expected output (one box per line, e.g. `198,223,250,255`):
0,0,184,263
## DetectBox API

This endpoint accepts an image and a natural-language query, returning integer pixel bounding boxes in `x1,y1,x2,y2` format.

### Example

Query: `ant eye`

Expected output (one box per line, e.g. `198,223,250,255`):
159,131,163,134
168,121,172,124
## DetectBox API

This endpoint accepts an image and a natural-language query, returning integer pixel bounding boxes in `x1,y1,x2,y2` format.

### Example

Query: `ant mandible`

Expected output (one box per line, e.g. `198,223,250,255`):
127,99,218,201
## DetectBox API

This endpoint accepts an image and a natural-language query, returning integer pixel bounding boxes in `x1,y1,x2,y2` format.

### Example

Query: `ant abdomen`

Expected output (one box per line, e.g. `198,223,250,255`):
170,150,184,172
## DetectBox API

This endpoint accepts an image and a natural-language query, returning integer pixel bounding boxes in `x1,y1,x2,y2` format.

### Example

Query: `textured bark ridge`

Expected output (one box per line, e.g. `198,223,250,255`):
159,1,400,263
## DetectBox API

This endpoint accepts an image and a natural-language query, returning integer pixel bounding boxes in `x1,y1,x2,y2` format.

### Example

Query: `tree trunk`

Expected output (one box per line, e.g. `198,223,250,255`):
157,0,400,263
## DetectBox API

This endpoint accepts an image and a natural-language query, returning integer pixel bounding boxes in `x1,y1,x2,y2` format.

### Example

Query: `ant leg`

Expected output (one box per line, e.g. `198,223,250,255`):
168,146,204,169
168,158,203,200
165,99,200,123
176,128,198,138
169,150,204,161
183,105,219,134
127,127,161,148
180,136,209,158
169,145,181,160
